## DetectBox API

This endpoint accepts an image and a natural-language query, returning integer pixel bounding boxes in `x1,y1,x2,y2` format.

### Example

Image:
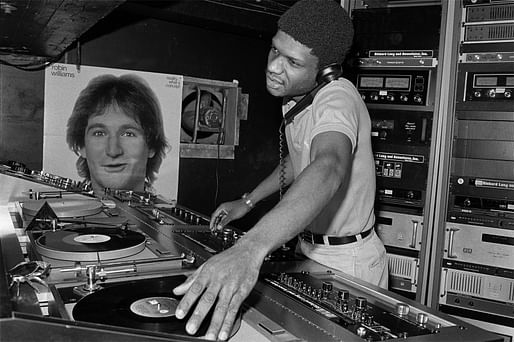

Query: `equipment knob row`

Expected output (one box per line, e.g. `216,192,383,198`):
473,89,512,99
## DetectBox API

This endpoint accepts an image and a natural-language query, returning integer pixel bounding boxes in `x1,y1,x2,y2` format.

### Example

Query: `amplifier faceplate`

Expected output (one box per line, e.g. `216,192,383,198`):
444,222,514,269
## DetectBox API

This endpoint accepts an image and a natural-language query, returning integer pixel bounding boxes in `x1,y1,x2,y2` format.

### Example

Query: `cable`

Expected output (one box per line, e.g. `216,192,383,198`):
214,141,221,209
278,120,287,200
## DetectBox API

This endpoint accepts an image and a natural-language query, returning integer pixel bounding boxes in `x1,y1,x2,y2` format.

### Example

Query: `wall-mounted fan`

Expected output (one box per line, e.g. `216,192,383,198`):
181,86,225,144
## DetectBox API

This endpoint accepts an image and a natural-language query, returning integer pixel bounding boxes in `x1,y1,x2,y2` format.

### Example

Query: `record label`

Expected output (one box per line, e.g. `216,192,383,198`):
74,234,111,244
130,297,178,318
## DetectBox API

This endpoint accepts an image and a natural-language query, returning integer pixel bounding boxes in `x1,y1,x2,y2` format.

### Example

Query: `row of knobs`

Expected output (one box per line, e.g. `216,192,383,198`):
148,206,205,225
358,59,429,66
5,161,85,191
361,93,424,103
277,274,435,341
278,274,369,317
168,207,205,225
396,303,430,326
473,89,512,98
466,53,507,62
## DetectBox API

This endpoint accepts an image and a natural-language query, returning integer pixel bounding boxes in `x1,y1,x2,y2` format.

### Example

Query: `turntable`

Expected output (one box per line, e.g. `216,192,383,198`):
34,225,146,262
20,196,152,262
12,191,192,289
58,274,242,340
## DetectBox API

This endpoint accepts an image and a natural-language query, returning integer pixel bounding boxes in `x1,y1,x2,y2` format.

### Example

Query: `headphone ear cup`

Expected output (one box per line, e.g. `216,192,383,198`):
316,63,343,84
284,63,343,125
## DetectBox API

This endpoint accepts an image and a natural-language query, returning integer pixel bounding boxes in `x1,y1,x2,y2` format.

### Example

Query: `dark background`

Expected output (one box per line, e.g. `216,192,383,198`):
0,2,288,230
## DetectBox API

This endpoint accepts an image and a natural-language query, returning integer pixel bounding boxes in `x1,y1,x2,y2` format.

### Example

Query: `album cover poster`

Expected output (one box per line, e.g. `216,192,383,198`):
44,64,182,202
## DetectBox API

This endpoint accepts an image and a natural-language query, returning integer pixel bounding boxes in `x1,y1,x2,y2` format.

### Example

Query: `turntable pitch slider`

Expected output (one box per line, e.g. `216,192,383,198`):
59,253,196,296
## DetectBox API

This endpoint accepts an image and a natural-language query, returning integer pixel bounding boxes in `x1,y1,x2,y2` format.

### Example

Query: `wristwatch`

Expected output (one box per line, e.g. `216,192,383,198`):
242,193,255,209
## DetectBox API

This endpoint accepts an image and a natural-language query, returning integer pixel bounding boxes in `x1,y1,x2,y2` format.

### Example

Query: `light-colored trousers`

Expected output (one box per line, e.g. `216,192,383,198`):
298,230,389,289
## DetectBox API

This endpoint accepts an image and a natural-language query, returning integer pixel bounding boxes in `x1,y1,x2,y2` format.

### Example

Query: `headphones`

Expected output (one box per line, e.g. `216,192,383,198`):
283,63,343,125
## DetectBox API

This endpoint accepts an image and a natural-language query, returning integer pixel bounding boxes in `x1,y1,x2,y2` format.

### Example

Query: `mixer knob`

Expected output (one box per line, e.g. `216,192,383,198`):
400,95,409,102
505,91,512,98
370,93,379,101
322,281,333,293
337,289,349,301
487,89,496,98
386,94,395,102
413,94,423,103
316,289,322,300
473,90,482,98
355,297,367,310
378,130,388,140
417,312,429,325
463,198,472,207
222,228,233,237
396,303,410,316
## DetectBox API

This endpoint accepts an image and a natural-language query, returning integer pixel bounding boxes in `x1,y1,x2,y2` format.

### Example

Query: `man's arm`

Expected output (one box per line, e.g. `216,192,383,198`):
209,155,294,229
245,154,294,205
174,130,353,341
242,130,352,254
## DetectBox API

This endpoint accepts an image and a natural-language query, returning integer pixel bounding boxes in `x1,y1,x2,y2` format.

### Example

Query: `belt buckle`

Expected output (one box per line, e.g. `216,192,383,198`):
302,231,315,244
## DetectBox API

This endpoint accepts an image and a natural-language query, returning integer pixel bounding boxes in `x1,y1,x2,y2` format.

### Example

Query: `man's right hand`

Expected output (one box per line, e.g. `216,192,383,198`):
209,198,252,231
173,238,266,340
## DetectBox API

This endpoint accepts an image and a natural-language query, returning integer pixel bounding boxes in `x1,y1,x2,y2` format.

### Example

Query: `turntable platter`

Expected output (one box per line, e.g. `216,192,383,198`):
73,275,241,339
35,226,146,261
22,198,103,218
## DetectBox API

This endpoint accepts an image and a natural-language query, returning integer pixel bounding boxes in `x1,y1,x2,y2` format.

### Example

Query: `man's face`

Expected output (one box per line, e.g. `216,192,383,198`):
79,105,155,192
266,30,319,100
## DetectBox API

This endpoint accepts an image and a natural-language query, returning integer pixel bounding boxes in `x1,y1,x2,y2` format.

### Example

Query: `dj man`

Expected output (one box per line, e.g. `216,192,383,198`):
173,0,388,340
66,74,168,194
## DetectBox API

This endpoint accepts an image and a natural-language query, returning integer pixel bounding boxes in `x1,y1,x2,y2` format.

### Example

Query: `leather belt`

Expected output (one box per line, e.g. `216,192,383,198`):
300,228,373,245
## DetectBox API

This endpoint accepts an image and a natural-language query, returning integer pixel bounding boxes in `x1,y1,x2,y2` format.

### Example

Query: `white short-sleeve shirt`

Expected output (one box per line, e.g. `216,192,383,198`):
284,78,376,236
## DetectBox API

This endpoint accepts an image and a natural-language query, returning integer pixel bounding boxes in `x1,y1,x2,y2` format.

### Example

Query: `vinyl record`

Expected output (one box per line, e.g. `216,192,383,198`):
73,275,241,339
35,227,146,261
